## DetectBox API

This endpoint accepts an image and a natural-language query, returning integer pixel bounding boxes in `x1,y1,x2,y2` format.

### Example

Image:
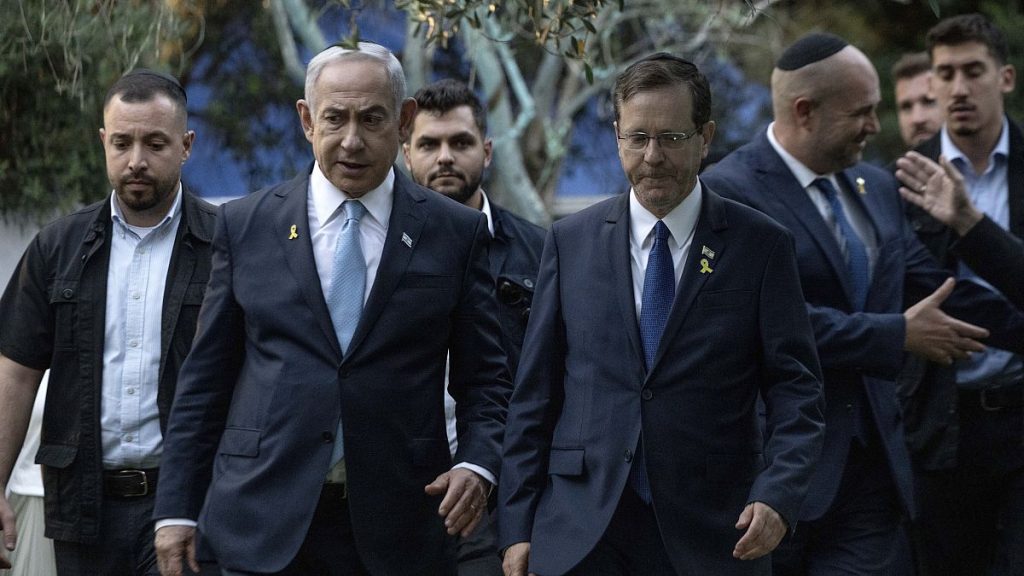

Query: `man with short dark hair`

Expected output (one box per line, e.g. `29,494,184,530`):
703,32,1024,576
403,79,544,575
499,52,826,576
0,69,216,575
892,52,943,147
897,13,1024,575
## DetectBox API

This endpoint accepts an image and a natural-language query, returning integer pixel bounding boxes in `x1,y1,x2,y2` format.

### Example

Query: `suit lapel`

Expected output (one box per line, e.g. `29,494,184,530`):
754,138,856,306
345,171,426,359
273,173,342,356
650,186,722,373
605,195,644,375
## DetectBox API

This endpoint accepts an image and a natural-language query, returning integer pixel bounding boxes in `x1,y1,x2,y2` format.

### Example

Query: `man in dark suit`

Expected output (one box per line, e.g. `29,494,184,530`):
895,14,1024,575
0,70,215,575
499,53,826,576
703,33,1024,576
403,78,545,576
152,43,512,576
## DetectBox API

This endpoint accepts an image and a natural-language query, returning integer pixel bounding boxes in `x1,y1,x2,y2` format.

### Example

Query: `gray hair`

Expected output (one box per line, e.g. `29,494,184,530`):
304,42,406,113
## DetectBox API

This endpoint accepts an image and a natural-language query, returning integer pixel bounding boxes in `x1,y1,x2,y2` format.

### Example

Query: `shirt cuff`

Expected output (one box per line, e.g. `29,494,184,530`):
154,518,198,532
453,462,496,487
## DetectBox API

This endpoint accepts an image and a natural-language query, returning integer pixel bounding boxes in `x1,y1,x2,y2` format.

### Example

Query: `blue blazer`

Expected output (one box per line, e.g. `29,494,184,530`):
498,186,825,576
702,131,1024,521
154,169,512,574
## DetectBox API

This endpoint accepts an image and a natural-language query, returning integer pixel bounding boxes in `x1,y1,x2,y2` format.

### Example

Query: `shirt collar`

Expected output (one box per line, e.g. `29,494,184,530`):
767,122,827,188
479,190,495,237
940,116,1010,174
109,183,183,232
629,179,703,249
310,161,394,230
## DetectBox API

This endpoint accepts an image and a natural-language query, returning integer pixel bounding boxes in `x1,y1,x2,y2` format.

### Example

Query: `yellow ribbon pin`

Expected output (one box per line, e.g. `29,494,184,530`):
856,177,867,195
699,258,713,274
288,225,298,240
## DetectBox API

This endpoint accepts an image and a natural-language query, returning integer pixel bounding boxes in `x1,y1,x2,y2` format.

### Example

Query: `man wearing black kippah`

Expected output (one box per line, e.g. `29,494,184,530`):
704,33,1024,576
0,70,216,575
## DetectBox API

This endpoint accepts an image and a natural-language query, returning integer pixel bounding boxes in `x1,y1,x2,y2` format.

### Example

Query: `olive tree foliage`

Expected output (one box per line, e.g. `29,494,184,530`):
0,0,190,219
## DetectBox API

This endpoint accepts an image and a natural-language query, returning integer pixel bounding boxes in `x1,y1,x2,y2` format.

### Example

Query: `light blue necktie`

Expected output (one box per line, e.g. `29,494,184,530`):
326,200,367,465
631,220,674,504
814,178,870,311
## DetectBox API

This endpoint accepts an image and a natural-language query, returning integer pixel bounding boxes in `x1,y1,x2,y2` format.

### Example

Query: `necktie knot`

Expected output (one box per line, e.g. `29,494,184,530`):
653,220,670,242
343,200,366,222
813,177,839,199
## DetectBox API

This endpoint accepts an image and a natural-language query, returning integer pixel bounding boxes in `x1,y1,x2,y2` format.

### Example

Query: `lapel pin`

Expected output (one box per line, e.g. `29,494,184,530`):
701,245,715,259
402,232,413,248
288,225,298,240
699,258,714,274
856,177,867,195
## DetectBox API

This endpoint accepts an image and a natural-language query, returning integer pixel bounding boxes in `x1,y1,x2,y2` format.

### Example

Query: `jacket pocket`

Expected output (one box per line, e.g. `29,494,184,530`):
35,443,77,468
48,280,80,351
547,448,585,476
218,427,260,457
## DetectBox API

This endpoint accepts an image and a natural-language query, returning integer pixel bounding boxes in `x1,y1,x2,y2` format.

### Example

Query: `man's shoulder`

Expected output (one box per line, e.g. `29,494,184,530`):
34,197,108,243
491,202,546,245
710,189,791,239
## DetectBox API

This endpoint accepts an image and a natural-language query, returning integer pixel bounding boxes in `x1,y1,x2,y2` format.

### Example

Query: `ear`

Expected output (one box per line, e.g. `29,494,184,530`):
1000,64,1016,95
793,97,816,128
397,97,418,143
482,138,493,169
296,99,315,143
700,121,716,159
181,130,196,164
401,140,413,171
99,127,107,147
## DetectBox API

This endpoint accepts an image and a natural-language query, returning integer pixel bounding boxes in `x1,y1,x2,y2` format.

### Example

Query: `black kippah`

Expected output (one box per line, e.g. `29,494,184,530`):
776,33,849,71
121,69,186,102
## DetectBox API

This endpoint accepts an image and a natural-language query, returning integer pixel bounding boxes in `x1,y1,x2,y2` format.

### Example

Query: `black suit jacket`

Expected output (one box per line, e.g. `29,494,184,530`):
488,201,545,376
953,216,1024,308
900,117,1024,468
154,169,512,574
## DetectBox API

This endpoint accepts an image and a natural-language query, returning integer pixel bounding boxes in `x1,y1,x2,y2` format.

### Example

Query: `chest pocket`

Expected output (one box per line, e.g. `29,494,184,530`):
48,279,80,351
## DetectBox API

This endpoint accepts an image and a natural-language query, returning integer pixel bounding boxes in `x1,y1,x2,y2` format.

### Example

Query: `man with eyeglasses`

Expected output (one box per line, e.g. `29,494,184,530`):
498,53,826,576
703,33,1024,576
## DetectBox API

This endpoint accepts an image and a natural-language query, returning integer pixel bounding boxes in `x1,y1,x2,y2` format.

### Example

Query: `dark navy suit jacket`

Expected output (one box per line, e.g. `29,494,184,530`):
154,169,512,574
703,131,1024,520
498,186,826,576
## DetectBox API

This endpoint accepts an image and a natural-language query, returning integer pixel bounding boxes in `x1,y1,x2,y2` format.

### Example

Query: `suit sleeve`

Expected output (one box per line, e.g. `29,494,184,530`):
447,213,514,479
749,230,826,528
154,203,246,521
497,227,565,549
951,215,1024,311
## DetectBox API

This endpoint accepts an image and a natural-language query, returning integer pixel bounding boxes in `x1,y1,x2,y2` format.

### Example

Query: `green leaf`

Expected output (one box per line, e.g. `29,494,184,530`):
585,62,594,84
928,0,940,18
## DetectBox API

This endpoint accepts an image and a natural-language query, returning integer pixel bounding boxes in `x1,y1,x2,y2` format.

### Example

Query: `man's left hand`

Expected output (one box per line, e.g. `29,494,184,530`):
733,502,787,560
425,468,489,537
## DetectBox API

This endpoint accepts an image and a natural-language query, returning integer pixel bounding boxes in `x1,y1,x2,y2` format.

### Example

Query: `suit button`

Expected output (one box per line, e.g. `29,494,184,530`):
322,431,334,443
642,389,653,400
624,449,633,463
62,288,74,299
845,403,854,412
339,368,350,378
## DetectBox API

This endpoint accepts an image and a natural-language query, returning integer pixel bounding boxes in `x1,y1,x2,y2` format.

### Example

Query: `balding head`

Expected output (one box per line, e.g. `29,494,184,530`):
771,44,881,173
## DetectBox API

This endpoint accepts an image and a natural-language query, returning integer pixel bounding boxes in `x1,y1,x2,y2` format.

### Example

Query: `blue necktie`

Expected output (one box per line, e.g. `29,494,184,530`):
814,178,870,311
631,220,674,504
326,200,367,465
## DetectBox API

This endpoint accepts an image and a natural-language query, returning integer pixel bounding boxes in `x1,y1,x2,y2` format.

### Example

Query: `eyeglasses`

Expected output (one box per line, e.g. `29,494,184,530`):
617,128,702,151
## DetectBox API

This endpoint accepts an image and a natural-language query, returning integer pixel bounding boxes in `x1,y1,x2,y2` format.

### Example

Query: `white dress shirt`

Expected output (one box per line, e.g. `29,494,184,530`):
102,187,182,468
628,182,702,318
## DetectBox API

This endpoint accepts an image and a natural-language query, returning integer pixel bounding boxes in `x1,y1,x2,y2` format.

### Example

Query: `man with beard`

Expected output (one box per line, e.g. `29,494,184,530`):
0,70,216,575
402,79,545,576
895,13,1024,575
893,52,944,148
702,33,1024,575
